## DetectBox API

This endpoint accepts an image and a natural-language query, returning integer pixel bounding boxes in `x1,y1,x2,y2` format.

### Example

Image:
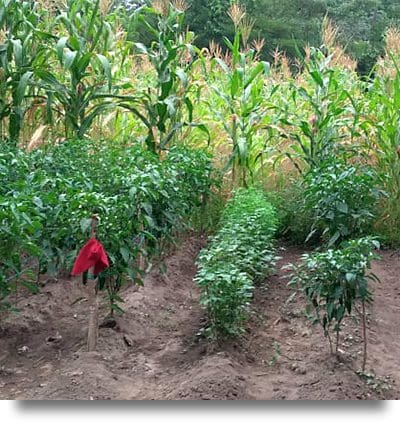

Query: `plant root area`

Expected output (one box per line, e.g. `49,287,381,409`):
1,237,399,400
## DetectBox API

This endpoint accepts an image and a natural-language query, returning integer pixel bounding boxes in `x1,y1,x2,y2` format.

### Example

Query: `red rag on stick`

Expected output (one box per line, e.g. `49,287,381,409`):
71,238,109,276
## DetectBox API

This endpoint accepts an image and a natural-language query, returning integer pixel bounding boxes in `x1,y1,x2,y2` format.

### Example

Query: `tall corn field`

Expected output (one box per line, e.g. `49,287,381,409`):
1,0,400,243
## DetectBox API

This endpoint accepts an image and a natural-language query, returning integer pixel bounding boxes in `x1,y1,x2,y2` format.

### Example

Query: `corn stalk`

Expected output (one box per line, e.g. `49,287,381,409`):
115,2,209,155
35,0,115,139
207,12,270,187
0,0,46,143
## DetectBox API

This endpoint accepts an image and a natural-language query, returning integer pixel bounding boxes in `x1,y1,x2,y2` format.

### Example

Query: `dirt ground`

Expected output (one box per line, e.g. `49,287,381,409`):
0,237,399,400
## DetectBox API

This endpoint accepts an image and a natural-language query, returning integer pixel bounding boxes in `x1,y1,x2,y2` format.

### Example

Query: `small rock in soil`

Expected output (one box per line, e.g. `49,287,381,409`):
46,333,63,344
123,335,133,347
99,317,117,329
289,363,307,375
68,371,83,377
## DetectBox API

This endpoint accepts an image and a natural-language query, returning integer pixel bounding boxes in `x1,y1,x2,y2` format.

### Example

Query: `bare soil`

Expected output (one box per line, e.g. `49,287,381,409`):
0,237,399,400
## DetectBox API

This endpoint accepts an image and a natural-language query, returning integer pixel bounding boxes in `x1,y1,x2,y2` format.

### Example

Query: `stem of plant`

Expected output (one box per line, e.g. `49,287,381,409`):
327,330,333,354
335,328,340,355
362,301,367,372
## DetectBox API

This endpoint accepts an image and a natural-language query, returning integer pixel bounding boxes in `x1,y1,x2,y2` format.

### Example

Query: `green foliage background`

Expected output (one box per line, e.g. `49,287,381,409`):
183,0,400,75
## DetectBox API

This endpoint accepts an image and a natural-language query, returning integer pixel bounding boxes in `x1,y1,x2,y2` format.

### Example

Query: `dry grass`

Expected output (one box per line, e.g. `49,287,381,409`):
152,0,170,16
385,27,400,56
252,37,265,59
36,0,63,15
0,29,6,44
228,2,255,47
272,49,292,80
152,0,188,16
26,125,48,152
99,0,113,16
171,0,188,12
322,18,357,71
240,15,256,47
228,2,246,28
376,27,400,78
208,40,232,65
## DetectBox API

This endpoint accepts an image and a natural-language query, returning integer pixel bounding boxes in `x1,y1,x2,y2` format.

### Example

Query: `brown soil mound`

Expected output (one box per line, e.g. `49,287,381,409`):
0,238,399,400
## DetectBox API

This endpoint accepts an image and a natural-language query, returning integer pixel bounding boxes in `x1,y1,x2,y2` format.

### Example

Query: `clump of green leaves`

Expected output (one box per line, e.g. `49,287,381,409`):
195,188,278,339
288,237,380,370
0,142,44,311
265,179,314,245
304,158,383,247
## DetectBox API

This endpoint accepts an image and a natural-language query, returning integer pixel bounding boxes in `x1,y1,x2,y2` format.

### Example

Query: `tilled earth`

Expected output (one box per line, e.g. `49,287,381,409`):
0,238,399,400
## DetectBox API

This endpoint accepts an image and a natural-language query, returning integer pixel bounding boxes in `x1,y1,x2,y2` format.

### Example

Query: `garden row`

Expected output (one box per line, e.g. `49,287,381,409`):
195,188,278,338
195,156,381,370
0,140,214,314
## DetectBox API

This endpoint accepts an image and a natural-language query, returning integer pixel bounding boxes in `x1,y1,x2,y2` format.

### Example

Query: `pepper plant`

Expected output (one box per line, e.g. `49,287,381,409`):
0,141,47,314
288,237,380,370
304,157,383,247
0,138,214,316
195,188,278,339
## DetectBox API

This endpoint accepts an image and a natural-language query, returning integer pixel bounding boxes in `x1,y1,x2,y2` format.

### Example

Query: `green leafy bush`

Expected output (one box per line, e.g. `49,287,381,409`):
0,143,44,311
0,140,214,315
196,264,253,338
266,180,314,245
195,188,278,339
288,237,380,369
304,158,383,247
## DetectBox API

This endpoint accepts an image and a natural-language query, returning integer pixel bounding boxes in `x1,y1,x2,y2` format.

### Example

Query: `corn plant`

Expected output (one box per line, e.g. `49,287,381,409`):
0,0,46,143
115,1,208,154
35,0,115,139
206,4,270,187
368,53,400,246
277,47,361,175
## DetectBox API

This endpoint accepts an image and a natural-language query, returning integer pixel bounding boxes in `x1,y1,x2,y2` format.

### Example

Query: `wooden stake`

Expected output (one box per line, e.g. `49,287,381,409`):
87,275,98,351
87,215,99,352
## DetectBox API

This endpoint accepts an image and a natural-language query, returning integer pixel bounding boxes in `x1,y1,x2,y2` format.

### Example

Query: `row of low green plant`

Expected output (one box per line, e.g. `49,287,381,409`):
195,188,278,340
193,148,382,365
0,139,214,315
277,147,383,370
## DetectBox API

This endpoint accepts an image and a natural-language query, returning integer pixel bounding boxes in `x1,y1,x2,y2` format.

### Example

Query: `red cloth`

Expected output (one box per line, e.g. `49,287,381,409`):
71,238,109,276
